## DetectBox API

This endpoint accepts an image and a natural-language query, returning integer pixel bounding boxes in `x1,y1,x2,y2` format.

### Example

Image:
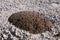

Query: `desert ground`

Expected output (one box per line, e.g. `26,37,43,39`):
0,0,60,40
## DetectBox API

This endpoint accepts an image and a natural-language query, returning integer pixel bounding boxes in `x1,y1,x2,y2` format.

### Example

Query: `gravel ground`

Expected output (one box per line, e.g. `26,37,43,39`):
0,0,60,40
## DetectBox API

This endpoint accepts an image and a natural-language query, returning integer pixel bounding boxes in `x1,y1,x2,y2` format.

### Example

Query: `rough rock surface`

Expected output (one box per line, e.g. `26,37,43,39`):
0,0,60,40
8,11,52,34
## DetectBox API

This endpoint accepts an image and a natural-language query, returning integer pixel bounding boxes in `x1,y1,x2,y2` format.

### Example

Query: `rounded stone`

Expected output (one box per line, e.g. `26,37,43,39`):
8,11,52,34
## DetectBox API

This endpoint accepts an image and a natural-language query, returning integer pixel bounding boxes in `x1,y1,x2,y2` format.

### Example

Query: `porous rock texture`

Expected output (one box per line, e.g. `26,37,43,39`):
0,0,60,40
8,11,52,34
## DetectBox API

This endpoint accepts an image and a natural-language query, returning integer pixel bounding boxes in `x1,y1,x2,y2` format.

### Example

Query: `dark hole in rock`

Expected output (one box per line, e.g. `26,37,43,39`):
8,11,52,34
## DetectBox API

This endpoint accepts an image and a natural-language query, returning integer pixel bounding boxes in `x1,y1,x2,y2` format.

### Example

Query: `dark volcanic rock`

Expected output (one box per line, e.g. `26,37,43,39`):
8,11,52,34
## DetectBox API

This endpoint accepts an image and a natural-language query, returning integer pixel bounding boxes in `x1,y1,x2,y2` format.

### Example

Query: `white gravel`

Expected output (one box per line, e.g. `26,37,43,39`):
0,0,60,40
